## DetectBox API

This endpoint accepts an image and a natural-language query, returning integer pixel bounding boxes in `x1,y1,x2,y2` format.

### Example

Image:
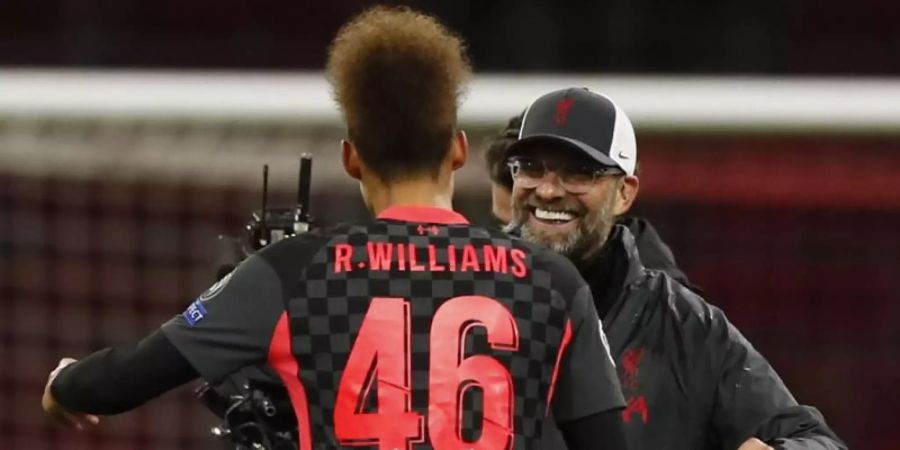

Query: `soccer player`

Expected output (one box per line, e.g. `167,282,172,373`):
42,7,629,449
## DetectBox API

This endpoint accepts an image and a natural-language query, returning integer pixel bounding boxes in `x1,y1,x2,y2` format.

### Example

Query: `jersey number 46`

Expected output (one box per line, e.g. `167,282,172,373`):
334,295,519,450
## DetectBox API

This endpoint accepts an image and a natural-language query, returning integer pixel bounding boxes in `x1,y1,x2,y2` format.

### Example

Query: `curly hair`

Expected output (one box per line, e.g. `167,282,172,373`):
483,111,524,189
326,6,472,181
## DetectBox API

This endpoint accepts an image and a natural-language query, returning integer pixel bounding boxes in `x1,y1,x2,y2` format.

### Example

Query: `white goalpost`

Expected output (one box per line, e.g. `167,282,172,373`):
1,70,898,191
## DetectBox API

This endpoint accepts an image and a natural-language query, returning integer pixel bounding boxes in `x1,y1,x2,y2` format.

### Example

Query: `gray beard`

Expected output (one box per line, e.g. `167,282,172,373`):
515,196,618,263
519,223,585,255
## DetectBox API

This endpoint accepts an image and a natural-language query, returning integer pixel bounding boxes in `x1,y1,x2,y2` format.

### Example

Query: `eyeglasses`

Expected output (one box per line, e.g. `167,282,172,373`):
507,155,625,194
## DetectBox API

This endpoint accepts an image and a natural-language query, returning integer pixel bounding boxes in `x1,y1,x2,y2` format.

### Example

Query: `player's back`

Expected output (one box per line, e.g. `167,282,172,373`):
258,206,621,449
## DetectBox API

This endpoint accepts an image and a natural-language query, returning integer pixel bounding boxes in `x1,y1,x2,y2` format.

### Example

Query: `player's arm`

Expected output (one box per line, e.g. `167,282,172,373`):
45,329,198,421
707,308,847,450
44,254,285,426
552,284,629,450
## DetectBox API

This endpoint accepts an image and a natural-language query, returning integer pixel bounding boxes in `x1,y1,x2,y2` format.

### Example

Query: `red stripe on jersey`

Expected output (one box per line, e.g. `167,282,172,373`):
545,319,574,416
267,312,313,450
377,205,469,224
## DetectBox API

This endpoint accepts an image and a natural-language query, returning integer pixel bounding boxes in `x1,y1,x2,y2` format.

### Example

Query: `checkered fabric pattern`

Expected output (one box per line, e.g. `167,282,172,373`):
286,221,570,449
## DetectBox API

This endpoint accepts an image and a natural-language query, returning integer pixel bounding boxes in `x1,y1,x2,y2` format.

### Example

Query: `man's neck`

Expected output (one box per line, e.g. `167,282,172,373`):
369,178,454,216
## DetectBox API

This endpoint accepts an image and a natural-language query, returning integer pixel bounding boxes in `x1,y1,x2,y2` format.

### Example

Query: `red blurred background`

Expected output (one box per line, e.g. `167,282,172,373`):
2,0,899,448
3,133,898,449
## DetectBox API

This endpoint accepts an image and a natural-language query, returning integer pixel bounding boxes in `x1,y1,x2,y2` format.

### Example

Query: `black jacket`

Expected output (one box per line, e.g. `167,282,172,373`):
570,222,846,450
616,216,691,289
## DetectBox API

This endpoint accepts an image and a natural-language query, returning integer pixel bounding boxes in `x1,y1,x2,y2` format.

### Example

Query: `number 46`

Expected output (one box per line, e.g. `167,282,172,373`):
334,296,520,450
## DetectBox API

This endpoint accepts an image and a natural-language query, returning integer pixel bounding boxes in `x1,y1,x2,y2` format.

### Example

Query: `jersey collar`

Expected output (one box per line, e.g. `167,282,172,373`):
377,205,470,224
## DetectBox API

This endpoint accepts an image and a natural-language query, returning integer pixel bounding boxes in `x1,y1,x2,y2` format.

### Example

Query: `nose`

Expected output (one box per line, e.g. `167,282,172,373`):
534,172,566,200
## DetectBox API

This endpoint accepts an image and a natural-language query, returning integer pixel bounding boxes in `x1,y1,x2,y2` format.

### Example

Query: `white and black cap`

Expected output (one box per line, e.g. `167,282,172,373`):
505,87,637,176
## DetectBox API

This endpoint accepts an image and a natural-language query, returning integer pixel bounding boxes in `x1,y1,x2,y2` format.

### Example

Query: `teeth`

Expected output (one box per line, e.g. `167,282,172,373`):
534,208,575,221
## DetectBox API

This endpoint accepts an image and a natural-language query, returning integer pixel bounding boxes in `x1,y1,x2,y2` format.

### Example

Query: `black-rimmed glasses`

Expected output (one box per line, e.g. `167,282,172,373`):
507,155,625,194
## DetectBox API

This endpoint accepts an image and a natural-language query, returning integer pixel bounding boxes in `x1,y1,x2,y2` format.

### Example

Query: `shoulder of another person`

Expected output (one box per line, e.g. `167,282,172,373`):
629,269,729,339
252,225,356,282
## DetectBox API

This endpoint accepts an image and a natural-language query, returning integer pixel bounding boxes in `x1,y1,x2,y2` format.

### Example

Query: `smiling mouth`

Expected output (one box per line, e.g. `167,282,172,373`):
531,207,578,224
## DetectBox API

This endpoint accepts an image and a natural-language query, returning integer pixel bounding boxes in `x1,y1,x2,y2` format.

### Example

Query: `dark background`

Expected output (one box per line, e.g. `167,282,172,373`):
0,0,898,74
1,1,899,450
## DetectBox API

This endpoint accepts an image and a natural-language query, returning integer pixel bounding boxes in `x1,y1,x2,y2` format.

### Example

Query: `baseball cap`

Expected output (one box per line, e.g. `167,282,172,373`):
505,87,637,176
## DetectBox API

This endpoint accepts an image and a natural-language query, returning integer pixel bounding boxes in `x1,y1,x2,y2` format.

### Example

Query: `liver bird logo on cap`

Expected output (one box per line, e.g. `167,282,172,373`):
555,97,575,126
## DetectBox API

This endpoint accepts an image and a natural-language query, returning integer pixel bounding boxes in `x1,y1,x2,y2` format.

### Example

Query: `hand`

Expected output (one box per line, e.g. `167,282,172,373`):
42,358,101,431
737,438,775,450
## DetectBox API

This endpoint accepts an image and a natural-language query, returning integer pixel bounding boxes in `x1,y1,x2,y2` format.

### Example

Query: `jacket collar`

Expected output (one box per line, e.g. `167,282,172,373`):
578,224,647,318
616,225,649,288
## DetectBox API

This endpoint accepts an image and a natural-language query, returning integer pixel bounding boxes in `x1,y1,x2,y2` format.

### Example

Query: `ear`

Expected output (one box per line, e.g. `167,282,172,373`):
612,175,640,215
491,183,513,225
341,139,362,180
450,130,468,171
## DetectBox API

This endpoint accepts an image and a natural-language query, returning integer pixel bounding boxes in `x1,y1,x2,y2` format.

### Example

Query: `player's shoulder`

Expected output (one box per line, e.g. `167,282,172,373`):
529,242,581,278
255,222,366,275
452,224,575,267
505,234,588,302
495,225,582,278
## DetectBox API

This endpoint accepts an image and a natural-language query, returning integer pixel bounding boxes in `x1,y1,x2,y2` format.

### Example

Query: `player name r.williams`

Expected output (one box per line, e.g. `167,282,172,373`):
332,242,528,277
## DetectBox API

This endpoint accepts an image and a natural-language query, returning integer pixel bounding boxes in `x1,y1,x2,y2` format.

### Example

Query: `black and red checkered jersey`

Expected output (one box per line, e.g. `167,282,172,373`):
162,205,624,449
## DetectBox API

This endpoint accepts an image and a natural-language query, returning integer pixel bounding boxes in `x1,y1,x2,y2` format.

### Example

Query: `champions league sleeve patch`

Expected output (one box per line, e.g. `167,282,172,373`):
199,271,234,302
183,300,208,326
183,271,234,326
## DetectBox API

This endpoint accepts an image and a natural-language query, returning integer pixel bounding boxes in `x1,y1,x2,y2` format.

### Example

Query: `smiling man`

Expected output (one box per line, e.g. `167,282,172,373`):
507,88,638,264
505,87,847,450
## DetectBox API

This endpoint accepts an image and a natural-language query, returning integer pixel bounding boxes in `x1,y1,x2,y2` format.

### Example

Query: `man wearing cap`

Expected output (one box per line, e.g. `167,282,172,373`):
483,112,695,290
505,87,846,450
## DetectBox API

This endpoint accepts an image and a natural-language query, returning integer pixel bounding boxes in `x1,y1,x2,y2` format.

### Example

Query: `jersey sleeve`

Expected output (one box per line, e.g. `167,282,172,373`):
552,284,626,423
160,254,285,385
